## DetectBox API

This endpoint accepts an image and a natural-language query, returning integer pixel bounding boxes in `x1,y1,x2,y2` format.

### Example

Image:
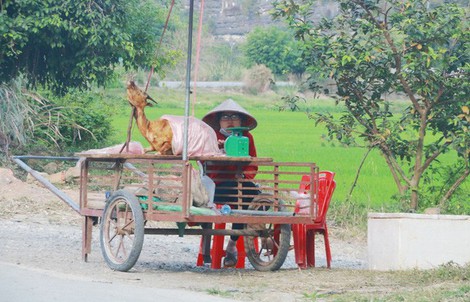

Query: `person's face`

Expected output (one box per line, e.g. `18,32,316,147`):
219,112,242,129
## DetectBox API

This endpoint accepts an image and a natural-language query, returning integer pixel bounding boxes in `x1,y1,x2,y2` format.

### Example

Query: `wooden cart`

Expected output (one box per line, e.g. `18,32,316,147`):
13,154,319,272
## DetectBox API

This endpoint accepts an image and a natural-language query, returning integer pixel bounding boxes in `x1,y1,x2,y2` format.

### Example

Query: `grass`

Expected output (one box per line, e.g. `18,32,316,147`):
205,287,234,298
110,88,396,207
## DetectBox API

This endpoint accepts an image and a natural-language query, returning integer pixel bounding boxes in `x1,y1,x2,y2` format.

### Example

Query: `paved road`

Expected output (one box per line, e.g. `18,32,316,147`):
159,81,294,88
0,262,236,302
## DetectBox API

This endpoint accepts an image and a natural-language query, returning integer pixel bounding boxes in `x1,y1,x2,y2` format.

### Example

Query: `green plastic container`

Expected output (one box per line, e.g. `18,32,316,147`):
224,127,249,157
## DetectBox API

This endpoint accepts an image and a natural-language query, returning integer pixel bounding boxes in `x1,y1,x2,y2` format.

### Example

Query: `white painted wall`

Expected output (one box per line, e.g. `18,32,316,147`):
368,213,470,270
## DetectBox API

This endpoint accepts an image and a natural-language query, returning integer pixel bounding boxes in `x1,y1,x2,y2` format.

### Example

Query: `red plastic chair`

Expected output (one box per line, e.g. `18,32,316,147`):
196,221,248,269
292,171,336,269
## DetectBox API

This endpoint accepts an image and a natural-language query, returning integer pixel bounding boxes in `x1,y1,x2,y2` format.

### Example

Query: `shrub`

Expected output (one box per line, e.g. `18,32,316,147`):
0,79,35,160
34,90,114,153
0,80,114,159
243,64,273,95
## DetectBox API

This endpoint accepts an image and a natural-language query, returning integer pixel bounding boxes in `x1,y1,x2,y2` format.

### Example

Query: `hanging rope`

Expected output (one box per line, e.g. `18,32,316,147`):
145,0,176,93
191,0,205,116
120,0,176,153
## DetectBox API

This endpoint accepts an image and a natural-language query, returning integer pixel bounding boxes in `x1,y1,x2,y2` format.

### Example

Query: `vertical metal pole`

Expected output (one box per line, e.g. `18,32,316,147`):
183,0,195,161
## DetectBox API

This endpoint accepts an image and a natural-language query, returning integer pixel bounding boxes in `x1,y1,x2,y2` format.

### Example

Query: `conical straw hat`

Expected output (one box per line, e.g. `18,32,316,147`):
202,99,257,131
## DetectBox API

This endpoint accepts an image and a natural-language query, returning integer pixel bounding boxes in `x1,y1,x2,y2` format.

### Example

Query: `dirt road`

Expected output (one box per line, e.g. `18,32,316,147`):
0,168,369,301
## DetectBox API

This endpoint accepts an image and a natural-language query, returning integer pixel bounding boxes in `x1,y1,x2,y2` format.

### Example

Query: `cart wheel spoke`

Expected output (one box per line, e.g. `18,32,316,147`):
118,237,128,258
100,190,144,272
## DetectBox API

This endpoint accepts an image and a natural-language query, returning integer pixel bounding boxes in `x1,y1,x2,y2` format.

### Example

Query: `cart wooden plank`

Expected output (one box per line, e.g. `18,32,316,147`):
75,152,273,163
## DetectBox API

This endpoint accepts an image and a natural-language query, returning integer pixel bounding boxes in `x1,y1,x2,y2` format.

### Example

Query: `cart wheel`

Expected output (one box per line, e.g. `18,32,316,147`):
244,198,291,271
100,189,144,272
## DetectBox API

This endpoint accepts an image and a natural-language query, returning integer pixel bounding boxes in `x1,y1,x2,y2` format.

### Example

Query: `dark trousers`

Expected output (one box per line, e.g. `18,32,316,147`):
215,180,260,241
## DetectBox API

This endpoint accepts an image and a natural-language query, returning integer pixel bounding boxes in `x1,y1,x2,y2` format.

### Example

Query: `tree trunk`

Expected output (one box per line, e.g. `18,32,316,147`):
409,176,421,211
409,110,428,211
410,190,419,211
379,146,407,194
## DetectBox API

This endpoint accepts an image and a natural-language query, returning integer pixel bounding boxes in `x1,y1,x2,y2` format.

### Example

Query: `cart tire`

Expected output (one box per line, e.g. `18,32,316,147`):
243,198,291,271
100,189,144,272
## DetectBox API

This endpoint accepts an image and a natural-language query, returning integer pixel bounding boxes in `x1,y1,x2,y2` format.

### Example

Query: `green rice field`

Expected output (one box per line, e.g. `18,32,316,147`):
107,86,467,212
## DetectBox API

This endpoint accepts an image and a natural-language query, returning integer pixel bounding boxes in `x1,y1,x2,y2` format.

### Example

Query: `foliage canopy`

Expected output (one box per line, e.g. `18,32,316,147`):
272,0,469,210
243,26,306,77
0,0,167,94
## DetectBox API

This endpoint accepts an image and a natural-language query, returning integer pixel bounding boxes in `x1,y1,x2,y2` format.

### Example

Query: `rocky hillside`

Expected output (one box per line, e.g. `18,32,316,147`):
196,0,339,39
197,0,459,39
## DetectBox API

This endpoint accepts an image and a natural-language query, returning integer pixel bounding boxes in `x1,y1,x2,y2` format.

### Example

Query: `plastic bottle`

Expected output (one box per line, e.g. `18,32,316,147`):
220,204,232,215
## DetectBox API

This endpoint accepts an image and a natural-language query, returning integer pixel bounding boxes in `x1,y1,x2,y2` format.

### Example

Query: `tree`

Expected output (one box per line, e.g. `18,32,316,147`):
243,26,306,78
272,0,469,211
0,0,168,94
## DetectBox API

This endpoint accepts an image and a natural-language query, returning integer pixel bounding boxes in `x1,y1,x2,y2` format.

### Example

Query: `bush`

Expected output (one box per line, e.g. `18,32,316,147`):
1,80,114,159
243,65,273,95
33,90,115,153
0,79,37,158
243,26,305,77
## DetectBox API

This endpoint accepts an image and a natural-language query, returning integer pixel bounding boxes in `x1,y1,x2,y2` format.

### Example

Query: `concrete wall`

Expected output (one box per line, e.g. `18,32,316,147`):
368,213,470,270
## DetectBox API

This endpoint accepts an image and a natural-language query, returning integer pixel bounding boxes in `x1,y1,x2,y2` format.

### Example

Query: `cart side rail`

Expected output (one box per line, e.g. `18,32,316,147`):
80,157,319,223
12,156,81,213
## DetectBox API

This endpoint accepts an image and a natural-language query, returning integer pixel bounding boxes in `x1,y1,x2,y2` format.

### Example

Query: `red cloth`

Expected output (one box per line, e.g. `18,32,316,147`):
207,131,258,184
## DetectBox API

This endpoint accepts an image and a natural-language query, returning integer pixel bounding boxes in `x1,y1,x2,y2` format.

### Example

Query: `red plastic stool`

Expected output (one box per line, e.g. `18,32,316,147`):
197,222,247,269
